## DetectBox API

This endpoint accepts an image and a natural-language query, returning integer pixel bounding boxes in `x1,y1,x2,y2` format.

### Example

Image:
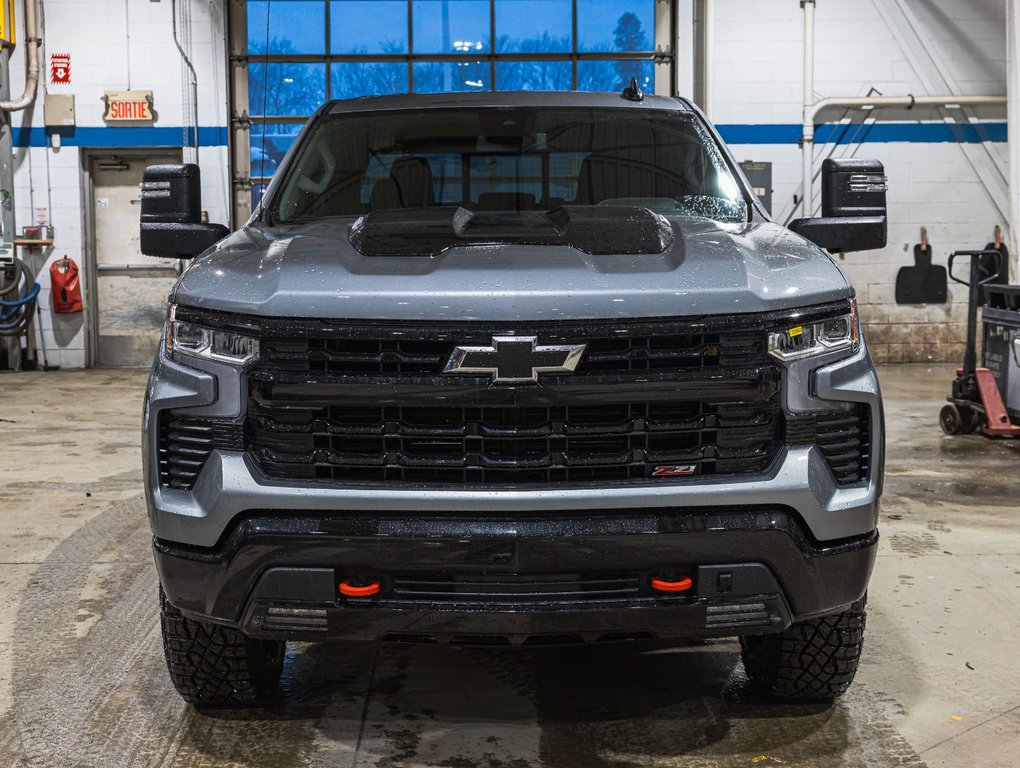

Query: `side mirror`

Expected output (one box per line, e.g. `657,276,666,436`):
139,164,229,258
788,158,887,253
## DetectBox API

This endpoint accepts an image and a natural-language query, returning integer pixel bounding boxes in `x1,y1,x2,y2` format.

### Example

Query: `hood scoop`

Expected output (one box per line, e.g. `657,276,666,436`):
349,205,674,257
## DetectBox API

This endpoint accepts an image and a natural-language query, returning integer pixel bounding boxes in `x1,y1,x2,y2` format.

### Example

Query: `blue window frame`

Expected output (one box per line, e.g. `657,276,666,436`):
577,0,655,52
331,62,409,99
412,61,491,93
495,0,572,53
329,0,408,53
412,0,492,54
247,0,326,54
495,60,571,91
248,63,326,116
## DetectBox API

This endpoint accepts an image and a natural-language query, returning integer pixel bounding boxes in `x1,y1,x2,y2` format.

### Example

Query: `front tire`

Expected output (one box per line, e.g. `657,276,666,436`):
160,588,285,706
739,599,866,701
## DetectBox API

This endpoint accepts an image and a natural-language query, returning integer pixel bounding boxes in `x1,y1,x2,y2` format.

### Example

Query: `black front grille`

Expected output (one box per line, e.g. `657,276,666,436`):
247,399,783,484
158,416,244,490
164,304,869,490
787,405,871,485
256,326,767,378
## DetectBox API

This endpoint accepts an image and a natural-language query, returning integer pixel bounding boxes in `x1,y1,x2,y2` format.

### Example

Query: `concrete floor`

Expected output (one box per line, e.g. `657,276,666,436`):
0,364,1018,768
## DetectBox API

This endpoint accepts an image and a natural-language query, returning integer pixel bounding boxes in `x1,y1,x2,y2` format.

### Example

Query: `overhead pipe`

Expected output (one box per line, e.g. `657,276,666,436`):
808,94,1007,116
172,0,199,163
800,0,815,217
1010,0,1020,279
703,0,714,119
0,0,41,112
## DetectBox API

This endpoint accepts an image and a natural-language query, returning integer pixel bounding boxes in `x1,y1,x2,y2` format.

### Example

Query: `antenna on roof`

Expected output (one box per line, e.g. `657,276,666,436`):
622,77,644,102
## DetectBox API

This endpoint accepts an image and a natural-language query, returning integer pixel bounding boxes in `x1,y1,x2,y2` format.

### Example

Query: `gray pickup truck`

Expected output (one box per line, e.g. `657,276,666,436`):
140,89,886,706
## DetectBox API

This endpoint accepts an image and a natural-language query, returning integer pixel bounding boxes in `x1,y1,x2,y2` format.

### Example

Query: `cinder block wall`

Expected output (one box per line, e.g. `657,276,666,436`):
7,0,229,369
714,0,1007,364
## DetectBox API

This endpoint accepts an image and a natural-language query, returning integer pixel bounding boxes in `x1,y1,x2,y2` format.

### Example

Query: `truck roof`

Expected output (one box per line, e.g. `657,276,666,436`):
325,90,693,115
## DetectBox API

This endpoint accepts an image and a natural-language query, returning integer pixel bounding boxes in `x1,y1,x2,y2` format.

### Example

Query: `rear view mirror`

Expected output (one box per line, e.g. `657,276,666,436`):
788,158,887,253
139,164,229,258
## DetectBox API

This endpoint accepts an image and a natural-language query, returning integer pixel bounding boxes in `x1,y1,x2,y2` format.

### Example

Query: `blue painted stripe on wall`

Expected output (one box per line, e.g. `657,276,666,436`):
14,126,229,148
716,124,802,144
13,122,1007,148
717,121,1007,145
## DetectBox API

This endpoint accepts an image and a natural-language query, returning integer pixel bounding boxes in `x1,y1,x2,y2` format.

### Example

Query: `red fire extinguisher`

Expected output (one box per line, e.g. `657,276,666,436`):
50,256,83,313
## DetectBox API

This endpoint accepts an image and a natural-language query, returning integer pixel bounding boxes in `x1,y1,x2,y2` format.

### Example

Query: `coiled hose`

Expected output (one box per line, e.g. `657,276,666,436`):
0,256,41,337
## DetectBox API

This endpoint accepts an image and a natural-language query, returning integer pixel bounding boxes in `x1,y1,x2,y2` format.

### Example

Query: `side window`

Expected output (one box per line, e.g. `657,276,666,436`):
278,135,366,220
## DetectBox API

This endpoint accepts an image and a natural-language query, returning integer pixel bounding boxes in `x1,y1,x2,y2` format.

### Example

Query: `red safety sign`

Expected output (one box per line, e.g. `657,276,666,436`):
50,53,71,84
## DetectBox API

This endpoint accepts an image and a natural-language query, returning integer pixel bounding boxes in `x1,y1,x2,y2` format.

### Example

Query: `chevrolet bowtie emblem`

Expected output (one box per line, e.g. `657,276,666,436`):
443,336,586,383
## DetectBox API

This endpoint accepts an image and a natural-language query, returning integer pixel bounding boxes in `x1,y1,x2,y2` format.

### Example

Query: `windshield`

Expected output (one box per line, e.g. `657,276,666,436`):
271,106,749,225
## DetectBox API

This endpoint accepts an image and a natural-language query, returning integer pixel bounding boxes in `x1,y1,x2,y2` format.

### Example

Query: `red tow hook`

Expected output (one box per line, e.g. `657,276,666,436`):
650,575,693,593
338,580,382,598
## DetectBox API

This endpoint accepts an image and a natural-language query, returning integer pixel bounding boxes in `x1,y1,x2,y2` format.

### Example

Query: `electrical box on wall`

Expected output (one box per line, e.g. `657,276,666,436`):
740,161,773,215
44,94,76,128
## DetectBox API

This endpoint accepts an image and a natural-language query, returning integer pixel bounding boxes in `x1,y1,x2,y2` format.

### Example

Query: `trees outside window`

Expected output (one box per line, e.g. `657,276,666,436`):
613,12,649,89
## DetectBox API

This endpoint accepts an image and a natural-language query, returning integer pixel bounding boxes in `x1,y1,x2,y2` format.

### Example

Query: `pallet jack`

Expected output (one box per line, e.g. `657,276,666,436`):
940,249,1020,437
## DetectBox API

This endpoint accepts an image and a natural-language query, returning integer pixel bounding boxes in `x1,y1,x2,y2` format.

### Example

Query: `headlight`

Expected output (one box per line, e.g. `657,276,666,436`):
165,305,260,365
768,300,859,361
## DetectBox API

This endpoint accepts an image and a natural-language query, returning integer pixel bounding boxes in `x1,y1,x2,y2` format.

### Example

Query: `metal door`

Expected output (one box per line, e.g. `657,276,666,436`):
89,154,180,367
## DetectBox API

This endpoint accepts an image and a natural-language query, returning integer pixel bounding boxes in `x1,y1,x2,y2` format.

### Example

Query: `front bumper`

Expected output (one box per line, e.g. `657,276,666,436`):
155,508,877,642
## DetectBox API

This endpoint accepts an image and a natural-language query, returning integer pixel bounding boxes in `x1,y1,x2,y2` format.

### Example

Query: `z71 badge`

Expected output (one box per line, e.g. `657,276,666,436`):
652,465,697,477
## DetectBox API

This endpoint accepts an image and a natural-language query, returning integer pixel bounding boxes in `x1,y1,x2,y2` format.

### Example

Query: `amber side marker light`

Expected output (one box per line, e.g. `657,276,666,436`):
650,576,693,593
339,581,381,598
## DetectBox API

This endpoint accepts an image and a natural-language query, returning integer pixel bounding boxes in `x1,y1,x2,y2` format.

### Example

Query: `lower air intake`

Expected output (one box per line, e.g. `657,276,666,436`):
157,415,244,490
787,404,871,485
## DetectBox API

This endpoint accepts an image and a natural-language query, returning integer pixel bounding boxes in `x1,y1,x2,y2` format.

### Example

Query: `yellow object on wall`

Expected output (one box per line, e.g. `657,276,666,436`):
0,0,16,47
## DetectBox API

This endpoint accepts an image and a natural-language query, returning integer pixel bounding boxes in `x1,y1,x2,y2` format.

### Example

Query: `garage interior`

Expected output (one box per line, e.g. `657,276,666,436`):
1,1,1019,766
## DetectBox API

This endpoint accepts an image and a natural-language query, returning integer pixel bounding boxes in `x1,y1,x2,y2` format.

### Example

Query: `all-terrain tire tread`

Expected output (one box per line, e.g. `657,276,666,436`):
740,599,866,701
159,588,284,706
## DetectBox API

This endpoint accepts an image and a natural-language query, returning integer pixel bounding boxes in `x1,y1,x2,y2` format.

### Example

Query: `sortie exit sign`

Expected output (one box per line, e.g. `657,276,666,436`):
103,90,154,122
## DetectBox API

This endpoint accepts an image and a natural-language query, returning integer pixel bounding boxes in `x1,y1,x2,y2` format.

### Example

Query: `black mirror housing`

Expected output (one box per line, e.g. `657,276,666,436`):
788,215,887,253
788,158,888,253
140,220,230,259
140,164,228,258
820,157,887,218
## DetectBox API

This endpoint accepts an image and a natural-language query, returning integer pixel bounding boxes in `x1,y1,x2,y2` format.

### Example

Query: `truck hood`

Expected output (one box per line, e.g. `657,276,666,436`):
171,216,851,321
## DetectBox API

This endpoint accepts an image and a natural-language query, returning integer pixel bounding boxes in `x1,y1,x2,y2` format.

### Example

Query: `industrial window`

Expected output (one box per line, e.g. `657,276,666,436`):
231,0,674,221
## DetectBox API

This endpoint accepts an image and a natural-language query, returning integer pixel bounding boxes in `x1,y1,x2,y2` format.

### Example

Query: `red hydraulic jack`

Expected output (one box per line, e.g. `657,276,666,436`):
940,249,1020,437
